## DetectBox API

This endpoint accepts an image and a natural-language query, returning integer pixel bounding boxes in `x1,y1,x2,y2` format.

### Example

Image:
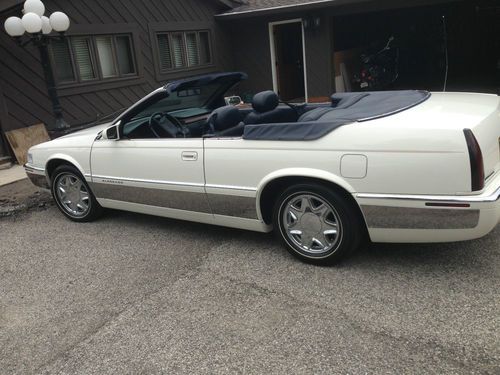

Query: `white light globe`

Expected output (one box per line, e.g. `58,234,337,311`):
23,0,45,16
4,16,25,37
49,11,70,32
21,12,42,34
41,15,51,34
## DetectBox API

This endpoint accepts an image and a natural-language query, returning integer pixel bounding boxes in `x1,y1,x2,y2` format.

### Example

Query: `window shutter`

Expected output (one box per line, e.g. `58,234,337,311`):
199,31,211,64
157,34,172,71
171,33,186,68
51,39,75,83
72,37,95,81
96,36,118,78
185,33,199,66
116,36,135,75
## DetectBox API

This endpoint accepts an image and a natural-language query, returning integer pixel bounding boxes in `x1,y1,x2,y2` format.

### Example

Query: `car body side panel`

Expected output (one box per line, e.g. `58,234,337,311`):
25,91,500,243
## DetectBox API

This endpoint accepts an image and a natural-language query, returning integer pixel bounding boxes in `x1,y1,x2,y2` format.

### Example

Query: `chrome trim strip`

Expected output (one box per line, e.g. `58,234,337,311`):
207,193,258,219
90,183,259,219
361,205,480,229
91,174,205,188
24,163,45,173
91,175,257,192
357,187,500,204
90,182,212,213
24,169,50,189
205,183,257,192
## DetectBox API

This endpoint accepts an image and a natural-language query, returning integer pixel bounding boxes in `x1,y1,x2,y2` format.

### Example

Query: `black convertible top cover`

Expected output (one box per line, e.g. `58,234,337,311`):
243,90,430,141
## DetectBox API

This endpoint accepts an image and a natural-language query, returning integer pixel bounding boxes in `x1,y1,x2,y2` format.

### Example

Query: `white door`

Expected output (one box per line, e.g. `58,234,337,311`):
90,137,211,214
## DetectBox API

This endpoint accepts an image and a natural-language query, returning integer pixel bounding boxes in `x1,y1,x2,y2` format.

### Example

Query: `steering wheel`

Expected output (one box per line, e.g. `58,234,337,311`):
148,112,187,138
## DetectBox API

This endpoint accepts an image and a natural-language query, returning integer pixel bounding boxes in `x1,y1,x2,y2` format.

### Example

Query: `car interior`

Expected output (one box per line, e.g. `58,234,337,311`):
121,90,327,140
119,85,428,140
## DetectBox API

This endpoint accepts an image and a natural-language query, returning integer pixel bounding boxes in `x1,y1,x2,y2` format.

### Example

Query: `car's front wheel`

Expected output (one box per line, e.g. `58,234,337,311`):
273,183,363,265
51,165,103,222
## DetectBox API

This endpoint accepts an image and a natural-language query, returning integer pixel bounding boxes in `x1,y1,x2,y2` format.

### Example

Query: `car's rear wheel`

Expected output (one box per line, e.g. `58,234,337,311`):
51,165,103,222
273,183,363,265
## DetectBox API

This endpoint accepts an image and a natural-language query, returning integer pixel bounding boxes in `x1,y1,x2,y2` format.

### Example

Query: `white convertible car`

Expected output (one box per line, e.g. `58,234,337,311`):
25,72,500,264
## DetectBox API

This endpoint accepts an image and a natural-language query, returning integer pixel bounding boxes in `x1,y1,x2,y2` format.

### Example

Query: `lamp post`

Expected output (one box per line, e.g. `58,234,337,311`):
4,0,70,130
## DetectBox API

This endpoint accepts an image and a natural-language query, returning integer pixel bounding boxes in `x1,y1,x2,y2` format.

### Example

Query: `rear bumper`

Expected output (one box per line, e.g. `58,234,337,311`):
355,172,500,243
24,164,50,190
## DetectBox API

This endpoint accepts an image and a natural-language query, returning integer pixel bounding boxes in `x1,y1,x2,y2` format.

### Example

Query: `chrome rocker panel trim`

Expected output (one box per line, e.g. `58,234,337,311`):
355,177,500,242
24,164,50,190
360,205,480,229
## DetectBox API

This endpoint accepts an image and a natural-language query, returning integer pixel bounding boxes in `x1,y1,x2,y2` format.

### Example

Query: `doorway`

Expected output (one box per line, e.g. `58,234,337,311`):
269,20,307,102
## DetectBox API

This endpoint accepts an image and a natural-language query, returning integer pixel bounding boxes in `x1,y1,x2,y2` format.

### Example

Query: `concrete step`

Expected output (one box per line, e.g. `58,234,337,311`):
0,156,13,170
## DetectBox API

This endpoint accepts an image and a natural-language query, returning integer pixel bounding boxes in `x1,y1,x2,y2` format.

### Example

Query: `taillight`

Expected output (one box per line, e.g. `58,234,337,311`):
463,128,485,191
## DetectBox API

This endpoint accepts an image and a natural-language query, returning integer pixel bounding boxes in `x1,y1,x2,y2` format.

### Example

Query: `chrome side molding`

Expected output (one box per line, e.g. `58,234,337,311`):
360,205,480,229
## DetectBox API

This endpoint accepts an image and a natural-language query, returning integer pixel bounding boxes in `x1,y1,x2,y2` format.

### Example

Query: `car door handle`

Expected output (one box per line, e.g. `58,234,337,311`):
181,151,198,161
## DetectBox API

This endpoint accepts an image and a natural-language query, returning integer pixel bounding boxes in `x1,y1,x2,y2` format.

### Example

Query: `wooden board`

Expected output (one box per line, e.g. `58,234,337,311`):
5,124,50,165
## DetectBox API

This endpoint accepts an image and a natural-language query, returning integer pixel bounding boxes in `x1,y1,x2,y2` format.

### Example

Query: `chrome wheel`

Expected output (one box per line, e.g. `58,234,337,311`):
281,193,343,255
55,173,90,217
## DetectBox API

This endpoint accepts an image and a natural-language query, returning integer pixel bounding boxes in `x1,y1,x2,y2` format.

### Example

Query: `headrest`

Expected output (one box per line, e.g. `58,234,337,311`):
252,91,279,113
208,106,242,132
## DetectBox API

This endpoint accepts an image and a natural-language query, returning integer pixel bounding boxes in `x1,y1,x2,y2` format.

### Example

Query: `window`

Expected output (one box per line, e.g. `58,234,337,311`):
51,34,136,84
156,30,212,72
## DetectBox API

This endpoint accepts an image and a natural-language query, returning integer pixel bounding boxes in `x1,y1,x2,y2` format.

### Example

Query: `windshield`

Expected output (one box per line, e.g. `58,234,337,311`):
131,82,223,121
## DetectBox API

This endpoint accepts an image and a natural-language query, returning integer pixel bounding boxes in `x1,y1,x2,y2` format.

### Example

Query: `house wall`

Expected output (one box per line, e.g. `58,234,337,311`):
0,0,234,134
224,15,334,101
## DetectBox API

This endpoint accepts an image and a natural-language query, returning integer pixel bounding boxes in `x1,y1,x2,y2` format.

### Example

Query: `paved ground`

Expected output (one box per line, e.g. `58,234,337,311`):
0,181,499,374
0,165,26,187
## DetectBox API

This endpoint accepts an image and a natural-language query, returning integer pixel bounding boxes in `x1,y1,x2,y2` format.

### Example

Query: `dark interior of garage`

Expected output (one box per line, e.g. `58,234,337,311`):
333,0,500,94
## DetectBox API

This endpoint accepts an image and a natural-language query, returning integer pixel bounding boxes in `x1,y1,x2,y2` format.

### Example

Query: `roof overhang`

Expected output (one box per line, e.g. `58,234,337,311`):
215,0,369,19
215,0,461,20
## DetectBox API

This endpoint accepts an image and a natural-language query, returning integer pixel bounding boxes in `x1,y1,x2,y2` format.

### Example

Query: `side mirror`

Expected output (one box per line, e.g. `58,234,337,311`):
102,124,120,140
225,96,243,106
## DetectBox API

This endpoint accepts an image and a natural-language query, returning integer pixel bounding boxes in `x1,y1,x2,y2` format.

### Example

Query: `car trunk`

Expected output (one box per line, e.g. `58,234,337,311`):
470,97,500,182
430,92,500,187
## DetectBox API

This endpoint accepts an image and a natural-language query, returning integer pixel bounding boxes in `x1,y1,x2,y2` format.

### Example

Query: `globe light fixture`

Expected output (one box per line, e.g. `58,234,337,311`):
2,0,71,130
21,12,42,34
4,16,25,37
23,0,45,17
40,16,51,35
49,11,70,33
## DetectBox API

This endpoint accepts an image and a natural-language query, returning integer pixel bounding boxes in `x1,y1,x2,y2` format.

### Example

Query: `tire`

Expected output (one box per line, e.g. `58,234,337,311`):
273,183,363,265
51,164,103,222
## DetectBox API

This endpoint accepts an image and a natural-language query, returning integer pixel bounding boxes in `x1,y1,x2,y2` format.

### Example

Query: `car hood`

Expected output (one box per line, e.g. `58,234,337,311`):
32,122,112,150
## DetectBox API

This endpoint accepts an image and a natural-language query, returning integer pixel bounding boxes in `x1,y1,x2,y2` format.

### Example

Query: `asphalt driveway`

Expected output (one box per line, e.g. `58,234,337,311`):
0,182,499,374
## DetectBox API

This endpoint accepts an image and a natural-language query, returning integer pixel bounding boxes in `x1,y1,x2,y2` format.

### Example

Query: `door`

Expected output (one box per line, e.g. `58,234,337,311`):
271,21,306,101
90,137,210,214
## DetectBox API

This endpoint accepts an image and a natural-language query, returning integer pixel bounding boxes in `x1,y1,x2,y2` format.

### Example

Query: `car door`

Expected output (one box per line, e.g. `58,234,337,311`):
90,136,211,215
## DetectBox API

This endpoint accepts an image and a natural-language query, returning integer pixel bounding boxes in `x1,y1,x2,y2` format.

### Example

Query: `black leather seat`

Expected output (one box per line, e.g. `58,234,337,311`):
206,106,245,137
244,91,299,125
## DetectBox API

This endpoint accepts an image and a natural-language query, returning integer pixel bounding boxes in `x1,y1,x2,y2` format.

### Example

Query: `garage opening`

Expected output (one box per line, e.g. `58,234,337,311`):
332,0,500,94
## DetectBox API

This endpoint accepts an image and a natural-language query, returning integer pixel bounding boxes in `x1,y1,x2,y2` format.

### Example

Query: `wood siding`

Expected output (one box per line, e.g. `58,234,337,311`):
0,0,234,133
